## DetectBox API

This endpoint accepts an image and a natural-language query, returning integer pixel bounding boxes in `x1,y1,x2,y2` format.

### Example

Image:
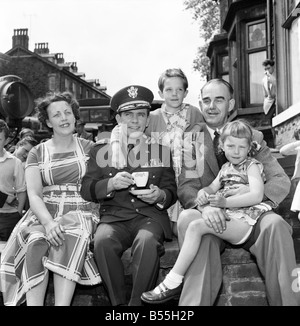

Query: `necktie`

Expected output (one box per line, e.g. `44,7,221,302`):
213,131,227,169
127,144,135,167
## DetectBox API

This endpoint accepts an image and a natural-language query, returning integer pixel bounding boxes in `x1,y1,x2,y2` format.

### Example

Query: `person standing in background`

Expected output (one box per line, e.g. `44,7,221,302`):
74,119,94,141
262,59,276,120
0,119,26,241
13,135,39,166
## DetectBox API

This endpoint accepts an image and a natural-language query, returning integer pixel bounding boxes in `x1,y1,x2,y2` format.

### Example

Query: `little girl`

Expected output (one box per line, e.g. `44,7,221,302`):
280,128,300,220
141,120,272,304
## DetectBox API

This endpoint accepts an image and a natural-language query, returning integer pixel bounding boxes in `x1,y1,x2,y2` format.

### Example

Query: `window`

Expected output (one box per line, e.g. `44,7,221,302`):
219,55,229,82
246,20,267,105
283,1,300,106
287,0,296,15
79,109,89,123
90,109,110,122
72,82,77,97
65,78,70,92
48,75,56,91
289,17,300,104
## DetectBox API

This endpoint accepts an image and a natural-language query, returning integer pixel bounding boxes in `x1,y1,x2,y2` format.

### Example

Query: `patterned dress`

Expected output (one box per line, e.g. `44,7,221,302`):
0,137,101,306
217,157,272,227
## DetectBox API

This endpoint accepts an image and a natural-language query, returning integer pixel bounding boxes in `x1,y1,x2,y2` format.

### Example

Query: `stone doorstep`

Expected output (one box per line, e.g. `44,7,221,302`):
2,237,299,306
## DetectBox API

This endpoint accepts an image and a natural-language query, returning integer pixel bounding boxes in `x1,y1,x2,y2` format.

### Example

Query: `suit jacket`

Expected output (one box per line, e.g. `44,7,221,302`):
81,136,177,240
178,123,291,210
262,74,276,115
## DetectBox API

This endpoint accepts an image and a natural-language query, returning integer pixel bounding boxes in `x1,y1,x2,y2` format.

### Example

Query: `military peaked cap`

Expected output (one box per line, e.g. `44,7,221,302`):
110,85,154,113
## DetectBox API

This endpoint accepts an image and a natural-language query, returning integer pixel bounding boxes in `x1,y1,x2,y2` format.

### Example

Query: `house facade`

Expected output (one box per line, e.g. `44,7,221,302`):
207,0,300,149
0,28,114,135
0,29,110,103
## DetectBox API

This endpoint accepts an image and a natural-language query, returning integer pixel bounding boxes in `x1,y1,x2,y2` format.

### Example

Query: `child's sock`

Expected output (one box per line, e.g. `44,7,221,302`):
153,270,183,294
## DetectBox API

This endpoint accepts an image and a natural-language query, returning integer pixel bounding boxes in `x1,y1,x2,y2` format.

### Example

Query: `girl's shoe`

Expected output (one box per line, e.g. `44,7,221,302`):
141,282,182,304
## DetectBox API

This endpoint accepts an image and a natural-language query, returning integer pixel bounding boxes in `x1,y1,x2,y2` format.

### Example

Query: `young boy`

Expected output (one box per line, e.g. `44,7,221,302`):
0,119,27,241
145,68,203,235
13,135,39,166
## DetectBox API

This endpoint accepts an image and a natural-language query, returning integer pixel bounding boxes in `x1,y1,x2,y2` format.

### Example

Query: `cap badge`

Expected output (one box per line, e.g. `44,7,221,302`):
127,86,138,99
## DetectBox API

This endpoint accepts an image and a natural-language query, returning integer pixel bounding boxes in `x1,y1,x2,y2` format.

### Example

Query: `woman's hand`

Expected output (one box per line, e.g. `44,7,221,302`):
45,220,65,247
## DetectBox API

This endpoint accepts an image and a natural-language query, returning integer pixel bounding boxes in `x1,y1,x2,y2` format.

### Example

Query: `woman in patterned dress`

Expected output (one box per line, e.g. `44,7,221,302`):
0,92,101,306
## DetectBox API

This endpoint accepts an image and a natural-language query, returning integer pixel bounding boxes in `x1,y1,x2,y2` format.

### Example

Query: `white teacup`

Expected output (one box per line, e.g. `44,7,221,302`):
132,171,149,188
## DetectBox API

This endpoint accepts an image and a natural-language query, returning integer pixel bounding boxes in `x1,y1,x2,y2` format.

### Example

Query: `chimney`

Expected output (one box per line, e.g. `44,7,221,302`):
55,53,65,64
34,42,50,55
72,62,78,73
12,29,29,49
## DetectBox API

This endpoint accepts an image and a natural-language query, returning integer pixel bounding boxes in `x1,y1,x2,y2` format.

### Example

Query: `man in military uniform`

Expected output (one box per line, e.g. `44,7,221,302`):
80,85,177,306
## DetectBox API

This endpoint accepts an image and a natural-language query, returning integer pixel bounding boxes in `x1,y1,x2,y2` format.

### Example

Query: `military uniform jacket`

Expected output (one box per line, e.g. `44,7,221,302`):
81,136,177,240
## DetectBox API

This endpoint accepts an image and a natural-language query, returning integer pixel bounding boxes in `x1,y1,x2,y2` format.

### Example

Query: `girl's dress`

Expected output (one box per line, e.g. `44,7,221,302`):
217,158,272,241
0,137,101,306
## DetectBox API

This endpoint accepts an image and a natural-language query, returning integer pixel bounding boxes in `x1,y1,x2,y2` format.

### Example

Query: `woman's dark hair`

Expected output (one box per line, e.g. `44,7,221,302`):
34,92,80,130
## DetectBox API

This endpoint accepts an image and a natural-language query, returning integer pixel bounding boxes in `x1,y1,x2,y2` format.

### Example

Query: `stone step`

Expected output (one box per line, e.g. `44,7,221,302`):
1,212,299,306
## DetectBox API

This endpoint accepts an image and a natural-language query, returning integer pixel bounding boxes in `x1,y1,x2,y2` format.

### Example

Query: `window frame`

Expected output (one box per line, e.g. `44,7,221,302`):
244,19,268,107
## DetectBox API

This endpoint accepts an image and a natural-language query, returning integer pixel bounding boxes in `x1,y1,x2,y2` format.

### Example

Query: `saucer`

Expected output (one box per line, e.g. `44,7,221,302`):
130,189,152,195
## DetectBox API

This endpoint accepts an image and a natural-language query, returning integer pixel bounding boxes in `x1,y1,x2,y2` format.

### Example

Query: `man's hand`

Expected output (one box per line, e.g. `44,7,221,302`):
223,184,249,198
135,184,161,204
112,171,134,190
201,205,230,234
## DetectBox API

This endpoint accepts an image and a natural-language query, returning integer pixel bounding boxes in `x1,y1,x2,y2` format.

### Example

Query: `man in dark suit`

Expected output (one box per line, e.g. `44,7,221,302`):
80,85,177,306
175,79,299,306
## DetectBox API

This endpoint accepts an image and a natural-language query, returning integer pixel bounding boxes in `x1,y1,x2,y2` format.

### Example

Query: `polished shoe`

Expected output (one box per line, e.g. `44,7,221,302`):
141,282,182,304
